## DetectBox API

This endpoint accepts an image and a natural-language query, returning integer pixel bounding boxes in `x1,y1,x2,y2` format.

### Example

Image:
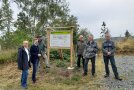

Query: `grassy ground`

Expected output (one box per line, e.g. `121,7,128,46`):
0,49,17,64
0,56,105,90
1,55,134,90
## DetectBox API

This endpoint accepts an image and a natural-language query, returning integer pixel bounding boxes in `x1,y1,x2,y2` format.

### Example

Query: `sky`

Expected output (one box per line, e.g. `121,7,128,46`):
0,0,134,38
67,0,134,38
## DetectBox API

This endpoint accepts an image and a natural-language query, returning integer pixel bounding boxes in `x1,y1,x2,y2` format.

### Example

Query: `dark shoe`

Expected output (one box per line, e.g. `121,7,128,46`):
22,86,28,89
115,77,122,81
33,80,36,84
82,73,87,76
104,74,109,78
92,73,95,77
46,66,50,68
75,66,80,70
77,66,81,68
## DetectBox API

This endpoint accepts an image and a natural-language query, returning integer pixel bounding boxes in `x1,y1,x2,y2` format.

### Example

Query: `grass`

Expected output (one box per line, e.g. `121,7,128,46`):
0,38,134,89
0,56,106,90
0,54,133,90
97,38,134,54
0,49,17,64
116,38,134,53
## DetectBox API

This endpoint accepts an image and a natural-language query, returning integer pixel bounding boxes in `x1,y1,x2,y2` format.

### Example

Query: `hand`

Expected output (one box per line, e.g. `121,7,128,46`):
107,52,111,55
38,54,41,57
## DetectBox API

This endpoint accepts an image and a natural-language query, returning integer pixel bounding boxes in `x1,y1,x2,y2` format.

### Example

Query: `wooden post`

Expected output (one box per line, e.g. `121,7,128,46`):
47,28,50,65
59,49,63,60
70,27,73,68
0,45,1,52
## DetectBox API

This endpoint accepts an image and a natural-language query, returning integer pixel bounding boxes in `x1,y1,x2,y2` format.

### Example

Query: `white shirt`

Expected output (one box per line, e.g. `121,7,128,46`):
24,48,30,62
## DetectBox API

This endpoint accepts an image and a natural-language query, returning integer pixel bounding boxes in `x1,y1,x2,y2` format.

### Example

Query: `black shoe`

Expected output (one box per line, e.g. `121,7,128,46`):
46,66,50,68
33,80,36,84
82,73,87,77
22,86,28,89
75,66,80,70
104,74,109,78
115,77,122,81
92,73,95,77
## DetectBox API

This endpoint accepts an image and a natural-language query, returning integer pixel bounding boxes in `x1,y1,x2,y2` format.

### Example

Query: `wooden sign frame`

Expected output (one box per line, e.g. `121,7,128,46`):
46,26,74,69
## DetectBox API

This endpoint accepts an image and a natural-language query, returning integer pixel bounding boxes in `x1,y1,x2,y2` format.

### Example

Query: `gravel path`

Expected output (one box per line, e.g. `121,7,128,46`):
90,55,134,90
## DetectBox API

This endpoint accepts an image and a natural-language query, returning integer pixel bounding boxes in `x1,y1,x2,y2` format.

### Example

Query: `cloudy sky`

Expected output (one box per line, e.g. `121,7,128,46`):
1,0,134,38
67,0,134,38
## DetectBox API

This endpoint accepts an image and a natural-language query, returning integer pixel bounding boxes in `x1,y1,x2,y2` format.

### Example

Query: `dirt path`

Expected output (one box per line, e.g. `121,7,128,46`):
0,55,134,90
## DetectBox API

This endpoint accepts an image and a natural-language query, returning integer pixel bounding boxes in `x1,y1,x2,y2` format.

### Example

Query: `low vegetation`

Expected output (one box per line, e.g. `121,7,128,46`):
0,49,17,64
116,38,134,53
0,56,105,90
0,38,134,64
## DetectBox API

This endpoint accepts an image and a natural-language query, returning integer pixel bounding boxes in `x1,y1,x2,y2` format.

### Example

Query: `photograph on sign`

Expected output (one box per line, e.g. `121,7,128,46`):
50,31,71,48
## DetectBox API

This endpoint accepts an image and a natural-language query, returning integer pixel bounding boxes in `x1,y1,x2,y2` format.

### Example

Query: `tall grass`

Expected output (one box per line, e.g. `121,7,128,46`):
0,49,17,64
116,38,134,53
97,38,134,54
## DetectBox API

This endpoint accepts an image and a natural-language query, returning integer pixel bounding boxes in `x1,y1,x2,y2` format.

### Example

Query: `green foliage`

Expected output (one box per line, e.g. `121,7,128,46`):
0,50,17,64
71,74,81,81
78,28,90,40
14,0,70,35
50,49,70,62
56,60,66,67
63,53,70,62
50,50,60,59
0,0,79,50
0,0,13,48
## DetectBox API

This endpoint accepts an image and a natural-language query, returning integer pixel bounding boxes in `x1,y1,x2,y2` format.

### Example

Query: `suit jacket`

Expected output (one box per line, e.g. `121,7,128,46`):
17,46,30,70
102,40,115,56
30,44,39,64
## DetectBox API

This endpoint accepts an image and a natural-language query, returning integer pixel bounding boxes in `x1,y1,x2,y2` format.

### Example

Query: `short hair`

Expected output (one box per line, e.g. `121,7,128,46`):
79,35,83,38
23,41,28,44
105,33,111,37
33,38,38,41
89,34,94,37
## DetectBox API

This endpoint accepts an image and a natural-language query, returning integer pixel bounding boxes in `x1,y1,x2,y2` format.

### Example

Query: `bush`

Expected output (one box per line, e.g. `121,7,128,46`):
50,50,60,59
50,49,70,61
56,60,66,67
0,50,17,64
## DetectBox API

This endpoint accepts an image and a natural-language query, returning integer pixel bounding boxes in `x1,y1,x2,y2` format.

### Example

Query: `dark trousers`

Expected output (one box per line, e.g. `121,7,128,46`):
77,54,85,68
32,59,39,82
21,69,28,87
103,56,119,78
84,57,96,75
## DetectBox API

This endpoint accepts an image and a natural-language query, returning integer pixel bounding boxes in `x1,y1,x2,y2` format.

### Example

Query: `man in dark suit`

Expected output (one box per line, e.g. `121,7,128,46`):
18,41,30,89
30,38,41,83
102,33,122,81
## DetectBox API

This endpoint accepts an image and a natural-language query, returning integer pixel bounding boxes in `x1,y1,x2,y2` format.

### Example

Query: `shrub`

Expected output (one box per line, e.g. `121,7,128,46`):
0,49,17,64
56,60,66,67
50,49,70,61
